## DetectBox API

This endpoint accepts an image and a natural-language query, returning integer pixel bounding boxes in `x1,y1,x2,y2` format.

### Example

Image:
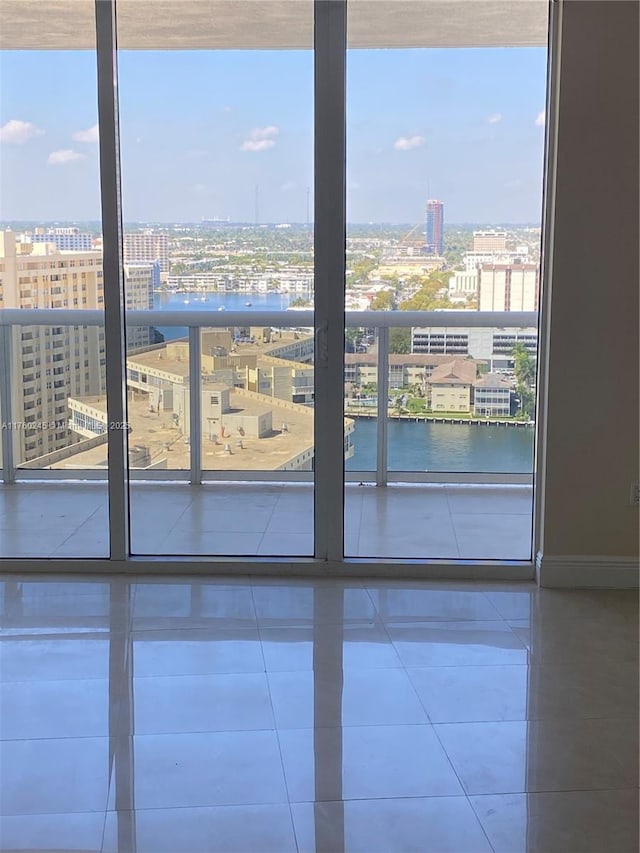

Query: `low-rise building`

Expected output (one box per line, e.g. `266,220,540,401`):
427,360,478,413
344,353,483,391
448,269,478,301
473,373,512,417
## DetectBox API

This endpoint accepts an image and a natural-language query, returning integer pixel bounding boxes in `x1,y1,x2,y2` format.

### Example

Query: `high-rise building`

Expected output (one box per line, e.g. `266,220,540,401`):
477,262,539,311
30,227,94,252
425,199,444,255
123,230,169,274
124,261,161,351
0,231,106,463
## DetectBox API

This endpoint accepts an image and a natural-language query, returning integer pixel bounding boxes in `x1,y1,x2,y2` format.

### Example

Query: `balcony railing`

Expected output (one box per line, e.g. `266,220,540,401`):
0,308,538,486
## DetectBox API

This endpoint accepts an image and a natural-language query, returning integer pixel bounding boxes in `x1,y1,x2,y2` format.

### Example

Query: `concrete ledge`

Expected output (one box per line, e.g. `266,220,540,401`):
536,553,640,588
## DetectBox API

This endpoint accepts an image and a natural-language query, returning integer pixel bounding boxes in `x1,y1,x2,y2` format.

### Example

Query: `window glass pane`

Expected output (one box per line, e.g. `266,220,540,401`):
117,1,315,557
344,0,547,559
0,1,108,557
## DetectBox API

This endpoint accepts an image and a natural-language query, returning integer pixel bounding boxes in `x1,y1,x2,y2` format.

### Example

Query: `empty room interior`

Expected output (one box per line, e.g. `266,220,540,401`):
0,1,638,851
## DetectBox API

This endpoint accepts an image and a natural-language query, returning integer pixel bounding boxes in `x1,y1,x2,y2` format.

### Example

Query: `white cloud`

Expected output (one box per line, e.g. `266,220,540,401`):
47,149,86,166
223,106,233,113
487,113,503,124
0,119,44,144
193,183,207,193
504,178,523,189
535,111,546,127
72,123,99,143
240,125,279,152
393,135,425,151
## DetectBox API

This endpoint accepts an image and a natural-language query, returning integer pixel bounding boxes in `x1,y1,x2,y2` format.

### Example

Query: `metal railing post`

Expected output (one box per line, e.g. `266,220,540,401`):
189,325,202,484
0,325,15,484
376,326,389,487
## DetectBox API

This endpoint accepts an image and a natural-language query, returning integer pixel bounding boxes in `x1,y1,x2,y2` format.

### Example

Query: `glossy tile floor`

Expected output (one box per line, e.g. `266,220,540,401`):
0,576,637,852
0,482,533,560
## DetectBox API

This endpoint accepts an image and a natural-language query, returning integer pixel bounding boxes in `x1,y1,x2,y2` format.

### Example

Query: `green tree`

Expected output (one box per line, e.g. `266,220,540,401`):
512,343,536,419
389,328,411,353
370,291,395,311
512,342,535,386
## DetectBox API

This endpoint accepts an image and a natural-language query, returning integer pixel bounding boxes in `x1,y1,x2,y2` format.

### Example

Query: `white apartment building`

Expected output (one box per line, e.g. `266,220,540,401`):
30,227,94,252
0,231,106,463
473,373,512,417
478,262,539,311
412,325,538,371
123,230,169,274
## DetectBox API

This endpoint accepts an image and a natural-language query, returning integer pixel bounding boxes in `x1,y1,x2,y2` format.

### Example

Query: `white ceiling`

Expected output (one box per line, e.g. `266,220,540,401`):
0,0,548,50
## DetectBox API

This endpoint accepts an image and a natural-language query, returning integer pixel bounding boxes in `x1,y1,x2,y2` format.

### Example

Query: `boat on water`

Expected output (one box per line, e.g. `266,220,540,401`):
183,298,190,304
245,301,253,307
218,306,226,311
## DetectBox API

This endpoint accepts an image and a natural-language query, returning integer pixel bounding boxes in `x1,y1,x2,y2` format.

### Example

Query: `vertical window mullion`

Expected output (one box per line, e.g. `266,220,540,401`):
314,0,347,562
95,0,129,562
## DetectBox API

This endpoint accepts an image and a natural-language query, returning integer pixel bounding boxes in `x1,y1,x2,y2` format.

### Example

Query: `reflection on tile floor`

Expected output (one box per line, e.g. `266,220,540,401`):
0,482,533,559
0,576,637,852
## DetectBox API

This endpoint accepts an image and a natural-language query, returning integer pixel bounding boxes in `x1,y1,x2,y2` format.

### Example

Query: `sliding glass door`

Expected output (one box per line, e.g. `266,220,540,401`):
115,1,316,557
343,0,548,560
0,0,550,569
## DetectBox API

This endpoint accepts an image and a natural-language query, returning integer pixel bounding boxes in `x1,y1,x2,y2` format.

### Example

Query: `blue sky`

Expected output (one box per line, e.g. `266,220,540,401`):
0,46,547,224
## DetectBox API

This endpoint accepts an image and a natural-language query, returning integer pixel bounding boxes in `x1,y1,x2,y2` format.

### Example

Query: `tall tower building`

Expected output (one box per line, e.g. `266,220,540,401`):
425,199,444,255
124,261,162,351
0,231,106,464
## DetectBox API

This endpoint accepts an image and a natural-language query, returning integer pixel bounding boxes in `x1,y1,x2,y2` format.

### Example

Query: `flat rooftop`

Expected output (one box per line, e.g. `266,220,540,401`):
128,329,314,377
58,388,317,472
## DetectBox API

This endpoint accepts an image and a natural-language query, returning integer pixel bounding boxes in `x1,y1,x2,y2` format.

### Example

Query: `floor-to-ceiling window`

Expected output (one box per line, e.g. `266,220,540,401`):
115,1,316,557
343,0,548,559
0,0,550,571
0,1,108,557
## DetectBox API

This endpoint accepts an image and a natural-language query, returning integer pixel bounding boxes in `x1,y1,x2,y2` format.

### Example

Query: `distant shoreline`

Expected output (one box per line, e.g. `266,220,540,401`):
346,411,534,428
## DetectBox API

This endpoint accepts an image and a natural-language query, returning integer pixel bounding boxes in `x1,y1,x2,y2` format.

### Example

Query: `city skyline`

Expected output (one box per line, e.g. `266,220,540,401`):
1,46,548,223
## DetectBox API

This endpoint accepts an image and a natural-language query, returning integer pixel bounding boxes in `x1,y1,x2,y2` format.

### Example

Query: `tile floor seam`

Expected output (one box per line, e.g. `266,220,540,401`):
136,498,195,557
426,713,482,802
98,805,109,853
255,586,300,850
348,486,365,557
466,793,500,853
443,485,463,560
252,492,284,556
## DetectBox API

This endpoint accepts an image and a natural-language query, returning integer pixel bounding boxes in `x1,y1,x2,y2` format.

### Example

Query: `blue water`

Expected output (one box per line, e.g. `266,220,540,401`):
346,418,534,474
154,290,307,341
151,291,534,474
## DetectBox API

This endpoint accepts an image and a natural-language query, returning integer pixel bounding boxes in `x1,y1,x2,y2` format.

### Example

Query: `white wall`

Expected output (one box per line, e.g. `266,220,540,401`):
540,1,639,566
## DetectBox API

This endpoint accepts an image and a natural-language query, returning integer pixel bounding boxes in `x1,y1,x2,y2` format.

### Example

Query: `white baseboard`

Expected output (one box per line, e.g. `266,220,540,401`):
536,552,639,588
